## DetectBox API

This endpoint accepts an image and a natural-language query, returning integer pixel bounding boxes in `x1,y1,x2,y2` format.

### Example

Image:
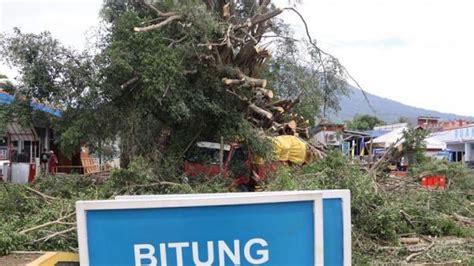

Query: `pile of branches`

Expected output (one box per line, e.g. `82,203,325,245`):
264,151,474,264
0,171,218,255
134,0,312,139
1,154,472,264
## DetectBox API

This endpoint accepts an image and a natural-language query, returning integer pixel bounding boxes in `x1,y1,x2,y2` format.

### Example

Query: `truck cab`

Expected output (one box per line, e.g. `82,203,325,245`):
184,141,273,190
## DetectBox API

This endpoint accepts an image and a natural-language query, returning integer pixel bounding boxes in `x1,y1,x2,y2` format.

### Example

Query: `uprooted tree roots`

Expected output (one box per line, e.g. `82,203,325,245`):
131,0,322,139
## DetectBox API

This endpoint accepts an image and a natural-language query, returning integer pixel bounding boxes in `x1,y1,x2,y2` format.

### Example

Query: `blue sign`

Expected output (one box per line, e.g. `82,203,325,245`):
115,190,351,266
76,192,329,266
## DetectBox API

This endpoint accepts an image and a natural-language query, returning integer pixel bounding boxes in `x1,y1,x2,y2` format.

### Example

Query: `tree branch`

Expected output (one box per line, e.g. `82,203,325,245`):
222,78,245,86
254,87,273,99
236,70,267,87
223,69,267,88
134,15,182,32
249,103,273,120
19,212,75,234
235,8,283,30
166,35,188,48
120,77,139,89
24,186,57,201
33,227,76,243
405,239,435,262
140,0,177,17
225,89,248,102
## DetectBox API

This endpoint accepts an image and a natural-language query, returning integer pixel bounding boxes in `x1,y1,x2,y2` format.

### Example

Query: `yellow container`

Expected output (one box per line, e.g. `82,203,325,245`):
27,252,79,266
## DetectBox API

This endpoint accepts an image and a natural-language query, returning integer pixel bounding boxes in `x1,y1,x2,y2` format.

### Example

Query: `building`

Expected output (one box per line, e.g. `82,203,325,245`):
310,122,345,147
1,89,62,182
417,116,440,131
374,123,408,131
310,122,372,157
439,119,473,131
416,116,473,132
430,125,474,166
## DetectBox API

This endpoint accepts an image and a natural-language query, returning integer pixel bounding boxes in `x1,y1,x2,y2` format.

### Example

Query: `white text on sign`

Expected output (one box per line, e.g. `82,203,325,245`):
134,238,269,266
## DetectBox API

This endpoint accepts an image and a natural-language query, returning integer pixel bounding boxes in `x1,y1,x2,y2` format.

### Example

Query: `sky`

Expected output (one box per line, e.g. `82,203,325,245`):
1,0,473,116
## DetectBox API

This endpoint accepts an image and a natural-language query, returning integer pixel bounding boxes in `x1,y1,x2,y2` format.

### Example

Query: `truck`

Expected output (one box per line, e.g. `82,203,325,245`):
184,135,311,191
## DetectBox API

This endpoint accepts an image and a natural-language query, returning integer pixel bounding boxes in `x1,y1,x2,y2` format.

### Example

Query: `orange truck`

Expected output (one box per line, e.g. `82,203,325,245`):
184,136,311,191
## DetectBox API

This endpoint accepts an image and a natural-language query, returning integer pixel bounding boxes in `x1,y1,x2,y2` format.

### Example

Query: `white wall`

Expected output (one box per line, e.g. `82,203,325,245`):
432,125,474,143
466,142,474,162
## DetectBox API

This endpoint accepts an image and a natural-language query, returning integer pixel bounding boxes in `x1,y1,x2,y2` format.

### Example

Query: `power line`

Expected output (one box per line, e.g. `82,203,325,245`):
283,7,379,118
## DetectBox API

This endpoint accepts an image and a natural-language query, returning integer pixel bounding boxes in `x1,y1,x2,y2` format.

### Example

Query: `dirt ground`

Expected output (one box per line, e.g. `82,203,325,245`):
0,253,43,266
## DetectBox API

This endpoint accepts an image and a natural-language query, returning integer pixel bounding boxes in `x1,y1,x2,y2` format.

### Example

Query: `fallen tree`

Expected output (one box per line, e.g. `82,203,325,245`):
127,0,325,139
1,0,351,170
0,153,472,264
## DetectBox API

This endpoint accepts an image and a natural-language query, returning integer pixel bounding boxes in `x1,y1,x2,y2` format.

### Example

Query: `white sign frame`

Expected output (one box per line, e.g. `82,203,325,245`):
77,191,325,266
116,189,351,266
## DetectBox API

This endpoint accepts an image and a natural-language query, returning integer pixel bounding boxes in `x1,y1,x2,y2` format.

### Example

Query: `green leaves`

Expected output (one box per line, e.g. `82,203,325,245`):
1,29,93,108
401,128,429,164
1,0,350,170
347,114,385,131
265,150,473,263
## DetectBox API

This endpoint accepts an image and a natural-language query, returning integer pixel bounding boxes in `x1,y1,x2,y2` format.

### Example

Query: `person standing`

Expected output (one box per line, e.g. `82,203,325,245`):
40,149,49,175
17,149,28,163
49,150,58,176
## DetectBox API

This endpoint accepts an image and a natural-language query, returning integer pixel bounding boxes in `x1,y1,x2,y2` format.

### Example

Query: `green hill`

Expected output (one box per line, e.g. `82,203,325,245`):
330,86,473,123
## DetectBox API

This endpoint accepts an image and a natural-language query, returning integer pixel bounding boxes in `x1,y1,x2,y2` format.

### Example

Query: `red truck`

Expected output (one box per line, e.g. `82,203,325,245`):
184,141,277,191
184,136,310,191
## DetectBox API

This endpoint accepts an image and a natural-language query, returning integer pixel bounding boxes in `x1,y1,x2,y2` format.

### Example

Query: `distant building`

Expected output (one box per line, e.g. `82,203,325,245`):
417,116,440,131
310,122,372,157
1,89,67,182
439,119,473,131
374,123,408,131
310,122,345,147
430,125,474,166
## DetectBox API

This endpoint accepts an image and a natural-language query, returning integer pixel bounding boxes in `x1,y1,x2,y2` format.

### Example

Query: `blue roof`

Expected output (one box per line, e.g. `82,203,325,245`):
0,91,61,117
0,91,14,104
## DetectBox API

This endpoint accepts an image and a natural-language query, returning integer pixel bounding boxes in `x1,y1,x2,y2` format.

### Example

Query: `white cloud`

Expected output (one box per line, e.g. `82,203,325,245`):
1,0,102,48
0,0,102,78
275,0,474,116
1,0,473,116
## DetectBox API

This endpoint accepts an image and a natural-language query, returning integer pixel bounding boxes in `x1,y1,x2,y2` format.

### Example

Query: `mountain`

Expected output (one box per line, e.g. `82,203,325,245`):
329,86,473,123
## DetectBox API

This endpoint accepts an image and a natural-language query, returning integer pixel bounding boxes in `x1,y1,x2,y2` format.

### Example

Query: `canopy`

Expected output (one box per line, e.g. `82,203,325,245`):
371,127,407,148
5,122,38,141
424,137,447,150
366,129,391,138
0,90,61,117
372,127,447,150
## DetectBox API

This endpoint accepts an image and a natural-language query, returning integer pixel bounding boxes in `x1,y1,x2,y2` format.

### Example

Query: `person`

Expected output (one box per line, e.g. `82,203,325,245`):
49,150,58,176
10,149,17,162
40,149,49,175
17,149,28,163
400,156,408,172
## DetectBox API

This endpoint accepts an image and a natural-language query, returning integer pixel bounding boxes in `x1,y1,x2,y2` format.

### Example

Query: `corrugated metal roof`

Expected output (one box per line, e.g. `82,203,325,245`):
372,127,407,148
366,129,391,138
344,129,371,137
6,122,38,141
